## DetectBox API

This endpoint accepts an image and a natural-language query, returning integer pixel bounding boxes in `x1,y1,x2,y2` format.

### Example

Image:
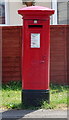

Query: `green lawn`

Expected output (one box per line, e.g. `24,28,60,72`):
1,81,22,109
42,84,68,109
1,81,69,110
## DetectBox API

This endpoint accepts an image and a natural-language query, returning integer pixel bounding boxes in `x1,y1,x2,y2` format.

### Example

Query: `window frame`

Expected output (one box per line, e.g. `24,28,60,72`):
51,0,57,25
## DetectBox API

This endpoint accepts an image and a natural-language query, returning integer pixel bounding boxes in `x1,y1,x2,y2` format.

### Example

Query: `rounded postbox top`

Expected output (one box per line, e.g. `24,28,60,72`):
18,6,55,16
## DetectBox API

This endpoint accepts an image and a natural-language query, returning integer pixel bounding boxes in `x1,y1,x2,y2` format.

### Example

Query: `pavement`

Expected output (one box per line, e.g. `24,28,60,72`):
0,109,68,120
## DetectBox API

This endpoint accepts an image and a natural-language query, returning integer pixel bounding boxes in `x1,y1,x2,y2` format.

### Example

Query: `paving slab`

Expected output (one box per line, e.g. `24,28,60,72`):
1,109,68,119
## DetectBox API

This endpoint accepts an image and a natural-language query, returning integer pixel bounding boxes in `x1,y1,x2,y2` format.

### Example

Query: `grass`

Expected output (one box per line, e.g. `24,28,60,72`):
1,81,69,110
1,81,22,109
42,84,69,109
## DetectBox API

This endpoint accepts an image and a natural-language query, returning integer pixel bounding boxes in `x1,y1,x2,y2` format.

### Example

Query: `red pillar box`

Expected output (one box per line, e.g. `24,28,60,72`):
18,6,54,107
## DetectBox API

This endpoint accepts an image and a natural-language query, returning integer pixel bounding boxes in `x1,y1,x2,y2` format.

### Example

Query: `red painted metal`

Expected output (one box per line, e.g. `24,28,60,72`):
18,6,54,90
18,6,54,16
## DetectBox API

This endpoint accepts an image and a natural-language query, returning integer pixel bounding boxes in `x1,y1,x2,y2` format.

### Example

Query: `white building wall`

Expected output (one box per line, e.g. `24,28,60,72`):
35,2,51,8
9,2,23,25
6,1,51,25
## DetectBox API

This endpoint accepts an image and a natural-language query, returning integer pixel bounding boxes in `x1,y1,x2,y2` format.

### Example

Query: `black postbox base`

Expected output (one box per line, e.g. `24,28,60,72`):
22,90,49,107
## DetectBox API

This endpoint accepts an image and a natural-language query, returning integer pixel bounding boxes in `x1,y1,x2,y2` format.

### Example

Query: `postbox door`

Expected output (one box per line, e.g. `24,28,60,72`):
23,22,50,90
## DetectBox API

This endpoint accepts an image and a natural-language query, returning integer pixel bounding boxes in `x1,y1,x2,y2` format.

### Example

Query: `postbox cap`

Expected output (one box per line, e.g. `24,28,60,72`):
18,6,55,16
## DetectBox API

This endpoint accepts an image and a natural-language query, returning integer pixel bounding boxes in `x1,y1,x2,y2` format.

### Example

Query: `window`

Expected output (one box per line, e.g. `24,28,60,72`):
0,1,5,24
52,0,68,25
57,2,68,24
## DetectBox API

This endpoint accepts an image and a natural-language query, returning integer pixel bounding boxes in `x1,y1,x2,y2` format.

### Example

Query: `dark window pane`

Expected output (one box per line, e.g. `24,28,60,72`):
0,1,5,24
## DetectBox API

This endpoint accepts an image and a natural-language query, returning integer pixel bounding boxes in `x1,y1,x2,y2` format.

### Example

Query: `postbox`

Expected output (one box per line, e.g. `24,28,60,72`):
18,6,54,106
